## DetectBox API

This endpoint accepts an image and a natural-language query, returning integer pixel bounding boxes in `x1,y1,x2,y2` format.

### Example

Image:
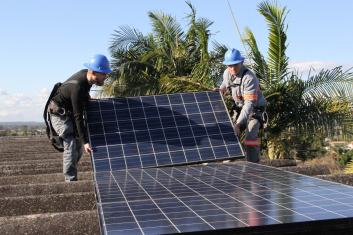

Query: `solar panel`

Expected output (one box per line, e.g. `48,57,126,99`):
93,162,353,234
86,91,353,234
86,91,244,171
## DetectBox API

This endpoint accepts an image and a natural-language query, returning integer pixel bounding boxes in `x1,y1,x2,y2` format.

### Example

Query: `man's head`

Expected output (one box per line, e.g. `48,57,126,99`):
226,62,244,77
223,48,245,76
87,70,108,86
84,54,112,86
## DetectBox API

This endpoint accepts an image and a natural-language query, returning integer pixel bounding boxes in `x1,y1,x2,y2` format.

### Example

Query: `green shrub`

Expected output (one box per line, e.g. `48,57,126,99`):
338,150,353,167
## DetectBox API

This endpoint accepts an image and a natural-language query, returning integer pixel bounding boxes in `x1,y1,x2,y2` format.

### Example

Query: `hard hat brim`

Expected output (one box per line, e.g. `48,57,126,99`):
222,57,245,65
84,63,112,73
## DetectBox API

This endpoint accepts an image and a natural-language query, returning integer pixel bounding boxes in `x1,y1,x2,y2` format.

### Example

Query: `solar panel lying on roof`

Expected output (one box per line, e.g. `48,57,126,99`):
93,162,353,234
86,91,244,171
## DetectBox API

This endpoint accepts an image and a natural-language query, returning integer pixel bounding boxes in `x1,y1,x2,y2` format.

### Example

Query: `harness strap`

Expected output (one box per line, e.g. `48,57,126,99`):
238,68,249,100
44,82,62,140
261,111,268,150
63,80,81,85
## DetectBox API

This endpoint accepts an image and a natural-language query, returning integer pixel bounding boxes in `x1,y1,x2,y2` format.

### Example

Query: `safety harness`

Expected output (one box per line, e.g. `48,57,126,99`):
224,69,268,150
226,68,249,114
43,80,79,152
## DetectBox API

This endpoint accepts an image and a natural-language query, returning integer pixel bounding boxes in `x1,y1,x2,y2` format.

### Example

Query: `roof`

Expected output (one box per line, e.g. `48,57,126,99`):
1,137,352,234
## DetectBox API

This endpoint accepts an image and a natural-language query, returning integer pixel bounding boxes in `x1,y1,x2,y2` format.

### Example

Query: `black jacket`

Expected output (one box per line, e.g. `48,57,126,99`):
52,69,91,144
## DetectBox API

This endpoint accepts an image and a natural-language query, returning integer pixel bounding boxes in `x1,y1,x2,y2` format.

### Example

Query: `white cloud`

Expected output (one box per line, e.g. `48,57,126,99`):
0,88,50,122
288,60,353,77
0,89,9,95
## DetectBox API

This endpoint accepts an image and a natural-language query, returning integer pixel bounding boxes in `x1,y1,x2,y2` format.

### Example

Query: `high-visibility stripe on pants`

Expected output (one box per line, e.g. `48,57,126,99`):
245,140,259,145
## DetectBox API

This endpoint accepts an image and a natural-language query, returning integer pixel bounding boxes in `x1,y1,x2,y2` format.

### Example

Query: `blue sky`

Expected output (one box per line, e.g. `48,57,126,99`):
0,0,352,122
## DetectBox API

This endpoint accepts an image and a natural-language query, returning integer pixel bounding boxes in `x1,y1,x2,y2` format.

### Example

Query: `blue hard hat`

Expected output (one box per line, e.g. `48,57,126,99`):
222,48,245,65
83,54,112,73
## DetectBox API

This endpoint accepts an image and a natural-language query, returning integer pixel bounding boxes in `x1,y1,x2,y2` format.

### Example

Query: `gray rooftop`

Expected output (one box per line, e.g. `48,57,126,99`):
1,138,352,234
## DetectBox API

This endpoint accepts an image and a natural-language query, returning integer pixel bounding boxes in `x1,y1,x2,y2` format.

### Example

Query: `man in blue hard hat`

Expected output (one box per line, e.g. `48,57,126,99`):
214,48,267,163
48,54,112,181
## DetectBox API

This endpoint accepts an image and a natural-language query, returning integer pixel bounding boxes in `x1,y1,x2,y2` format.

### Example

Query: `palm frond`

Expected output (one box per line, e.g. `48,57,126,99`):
148,11,184,47
243,26,270,88
109,25,145,53
257,0,290,82
304,66,353,102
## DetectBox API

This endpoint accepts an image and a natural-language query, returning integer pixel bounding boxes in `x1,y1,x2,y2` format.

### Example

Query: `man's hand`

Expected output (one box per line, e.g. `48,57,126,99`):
84,143,93,154
233,122,242,136
213,87,225,94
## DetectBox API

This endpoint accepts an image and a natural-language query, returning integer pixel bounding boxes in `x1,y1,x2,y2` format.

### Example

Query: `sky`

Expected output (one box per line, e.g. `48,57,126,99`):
0,0,352,122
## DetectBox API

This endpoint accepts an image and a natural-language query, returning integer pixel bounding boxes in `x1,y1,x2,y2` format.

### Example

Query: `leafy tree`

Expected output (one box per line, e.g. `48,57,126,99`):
20,125,28,136
96,0,353,161
96,1,227,98
242,0,353,158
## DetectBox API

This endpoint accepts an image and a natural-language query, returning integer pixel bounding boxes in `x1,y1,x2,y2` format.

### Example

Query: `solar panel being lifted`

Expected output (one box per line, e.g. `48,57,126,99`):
86,91,244,171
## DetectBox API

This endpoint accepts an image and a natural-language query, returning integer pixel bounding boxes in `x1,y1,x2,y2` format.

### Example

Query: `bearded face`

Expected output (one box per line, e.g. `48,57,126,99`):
92,71,108,86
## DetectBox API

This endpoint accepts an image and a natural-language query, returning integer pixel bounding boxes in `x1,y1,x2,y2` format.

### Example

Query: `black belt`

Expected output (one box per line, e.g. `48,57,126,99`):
235,106,265,112
48,101,72,117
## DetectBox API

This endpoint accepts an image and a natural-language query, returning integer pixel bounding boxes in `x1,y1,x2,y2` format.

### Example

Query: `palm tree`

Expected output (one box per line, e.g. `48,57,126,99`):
97,1,227,98
242,0,353,158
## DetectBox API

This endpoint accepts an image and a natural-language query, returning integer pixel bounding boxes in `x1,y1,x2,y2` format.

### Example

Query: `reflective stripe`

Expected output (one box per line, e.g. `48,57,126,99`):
244,94,258,100
245,140,259,145
236,95,242,100
257,86,260,91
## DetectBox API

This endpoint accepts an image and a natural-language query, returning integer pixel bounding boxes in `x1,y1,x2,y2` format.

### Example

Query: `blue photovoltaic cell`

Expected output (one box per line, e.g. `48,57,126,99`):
87,91,244,172
94,162,353,235
99,100,114,110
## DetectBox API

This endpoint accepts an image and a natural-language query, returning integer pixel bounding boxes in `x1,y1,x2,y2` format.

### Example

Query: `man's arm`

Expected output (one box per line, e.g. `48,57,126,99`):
236,74,259,125
214,70,229,93
71,87,92,153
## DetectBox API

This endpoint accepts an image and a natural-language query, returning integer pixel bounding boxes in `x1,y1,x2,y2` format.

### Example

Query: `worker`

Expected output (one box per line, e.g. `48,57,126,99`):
214,48,267,163
48,54,112,181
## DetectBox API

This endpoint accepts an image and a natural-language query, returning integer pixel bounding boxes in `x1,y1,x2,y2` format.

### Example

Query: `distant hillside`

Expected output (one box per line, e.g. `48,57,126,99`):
0,122,45,126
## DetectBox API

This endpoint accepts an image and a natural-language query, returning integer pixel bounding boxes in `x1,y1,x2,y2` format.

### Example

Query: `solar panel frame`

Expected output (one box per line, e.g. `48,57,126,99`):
93,162,353,235
86,91,245,172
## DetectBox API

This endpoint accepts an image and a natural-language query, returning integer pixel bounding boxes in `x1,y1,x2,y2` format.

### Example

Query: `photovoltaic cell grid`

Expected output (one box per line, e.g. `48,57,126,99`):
94,162,353,235
86,91,244,171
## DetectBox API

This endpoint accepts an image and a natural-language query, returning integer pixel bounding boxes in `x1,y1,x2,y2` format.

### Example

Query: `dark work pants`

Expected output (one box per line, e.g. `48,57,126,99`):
234,111,261,163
